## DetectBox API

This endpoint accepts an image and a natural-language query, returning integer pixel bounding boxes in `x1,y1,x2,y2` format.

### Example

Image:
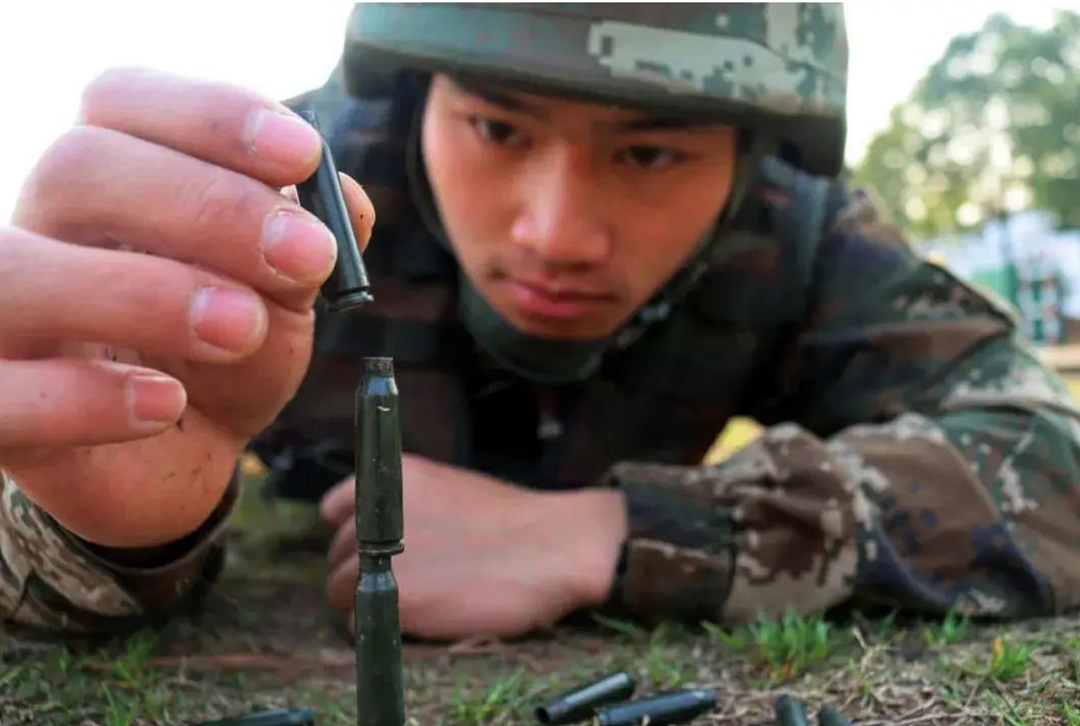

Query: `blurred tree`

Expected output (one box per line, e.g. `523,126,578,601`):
855,11,1080,239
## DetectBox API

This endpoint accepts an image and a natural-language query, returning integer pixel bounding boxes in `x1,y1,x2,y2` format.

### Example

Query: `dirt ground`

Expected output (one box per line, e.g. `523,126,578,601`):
3,482,1080,726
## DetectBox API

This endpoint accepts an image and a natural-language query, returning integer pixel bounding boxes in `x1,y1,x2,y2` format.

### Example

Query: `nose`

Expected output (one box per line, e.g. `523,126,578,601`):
509,145,612,269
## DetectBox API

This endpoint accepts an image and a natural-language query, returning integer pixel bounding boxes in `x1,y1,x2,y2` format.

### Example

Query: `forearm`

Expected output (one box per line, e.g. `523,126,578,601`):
603,397,1080,623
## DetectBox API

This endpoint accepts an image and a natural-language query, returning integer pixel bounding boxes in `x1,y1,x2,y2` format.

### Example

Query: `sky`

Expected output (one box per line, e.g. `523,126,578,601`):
0,1,1076,223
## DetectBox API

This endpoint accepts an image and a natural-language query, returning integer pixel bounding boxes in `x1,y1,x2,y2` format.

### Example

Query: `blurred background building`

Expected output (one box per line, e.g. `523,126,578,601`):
924,212,1078,344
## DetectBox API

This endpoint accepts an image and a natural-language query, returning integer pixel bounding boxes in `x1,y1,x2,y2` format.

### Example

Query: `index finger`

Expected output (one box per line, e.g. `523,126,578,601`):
79,67,322,188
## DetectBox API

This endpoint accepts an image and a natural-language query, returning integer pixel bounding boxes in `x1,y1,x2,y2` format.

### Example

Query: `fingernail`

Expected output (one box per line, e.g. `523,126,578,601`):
245,108,321,167
190,288,267,354
128,374,186,425
262,208,337,284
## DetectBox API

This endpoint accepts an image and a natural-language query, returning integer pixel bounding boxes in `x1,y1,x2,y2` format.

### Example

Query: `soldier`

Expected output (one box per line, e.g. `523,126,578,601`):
2,4,1079,638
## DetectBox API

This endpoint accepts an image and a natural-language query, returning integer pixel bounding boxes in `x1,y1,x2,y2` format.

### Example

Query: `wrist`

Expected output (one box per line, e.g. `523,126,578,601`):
559,488,629,608
74,463,241,567
18,435,244,548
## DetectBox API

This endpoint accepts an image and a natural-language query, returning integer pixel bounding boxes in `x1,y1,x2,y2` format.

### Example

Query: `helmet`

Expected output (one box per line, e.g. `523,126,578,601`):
342,3,847,175
336,3,848,383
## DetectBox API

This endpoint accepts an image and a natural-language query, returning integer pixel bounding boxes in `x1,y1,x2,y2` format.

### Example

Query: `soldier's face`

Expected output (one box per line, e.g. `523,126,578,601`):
422,74,737,340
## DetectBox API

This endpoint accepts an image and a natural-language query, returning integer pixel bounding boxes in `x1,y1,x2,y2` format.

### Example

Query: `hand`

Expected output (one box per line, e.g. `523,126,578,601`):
321,454,628,640
0,67,374,547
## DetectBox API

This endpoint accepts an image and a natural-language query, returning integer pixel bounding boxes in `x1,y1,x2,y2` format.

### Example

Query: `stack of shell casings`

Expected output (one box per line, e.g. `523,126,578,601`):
355,357,405,726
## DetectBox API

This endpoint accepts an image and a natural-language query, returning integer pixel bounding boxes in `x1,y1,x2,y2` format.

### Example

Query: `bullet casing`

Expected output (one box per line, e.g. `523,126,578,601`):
817,706,853,726
296,110,373,313
357,358,404,547
774,695,811,726
593,688,716,726
535,672,635,725
355,555,403,726
187,709,315,726
355,357,405,726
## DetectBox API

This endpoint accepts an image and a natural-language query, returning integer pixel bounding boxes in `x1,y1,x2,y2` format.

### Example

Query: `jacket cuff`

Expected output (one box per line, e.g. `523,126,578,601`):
601,462,735,622
44,468,241,613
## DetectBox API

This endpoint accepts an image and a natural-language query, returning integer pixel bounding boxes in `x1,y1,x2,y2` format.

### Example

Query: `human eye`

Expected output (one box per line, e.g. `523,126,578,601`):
616,145,685,170
468,116,526,146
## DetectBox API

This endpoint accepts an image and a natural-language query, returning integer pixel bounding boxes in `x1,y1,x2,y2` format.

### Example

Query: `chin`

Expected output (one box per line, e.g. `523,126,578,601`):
504,312,624,341
475,277,632,340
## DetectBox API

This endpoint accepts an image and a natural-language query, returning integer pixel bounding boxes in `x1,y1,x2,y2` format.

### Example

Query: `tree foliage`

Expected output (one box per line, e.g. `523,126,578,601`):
855,11,1080,239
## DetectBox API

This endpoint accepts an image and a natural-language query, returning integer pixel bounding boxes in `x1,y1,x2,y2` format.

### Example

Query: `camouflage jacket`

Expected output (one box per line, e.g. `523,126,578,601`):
4,75,1080,631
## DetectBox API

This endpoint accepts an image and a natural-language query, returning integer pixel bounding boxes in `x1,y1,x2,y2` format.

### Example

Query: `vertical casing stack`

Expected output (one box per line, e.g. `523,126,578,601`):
355,357,405,726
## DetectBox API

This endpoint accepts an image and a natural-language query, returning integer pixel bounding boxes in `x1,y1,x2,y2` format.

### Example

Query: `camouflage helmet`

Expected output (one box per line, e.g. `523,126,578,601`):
342,3,848,176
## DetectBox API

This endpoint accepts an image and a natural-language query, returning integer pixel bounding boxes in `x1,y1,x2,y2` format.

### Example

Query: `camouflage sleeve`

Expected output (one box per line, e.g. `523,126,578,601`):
0,467,237,631
605,194,1080,623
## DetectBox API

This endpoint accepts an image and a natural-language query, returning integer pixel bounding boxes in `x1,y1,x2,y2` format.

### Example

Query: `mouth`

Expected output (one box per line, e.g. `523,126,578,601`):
496,276,616,321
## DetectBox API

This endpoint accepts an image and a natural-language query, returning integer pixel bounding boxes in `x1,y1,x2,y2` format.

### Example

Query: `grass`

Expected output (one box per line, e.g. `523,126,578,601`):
0,636,182,726
103,686,140,726
1062,700,1080,725
986,635,1040,682
641,622,697,689
923,607,971,646
589,612,649,641
446,668,534,726
7,568,1080,725
589,616,696,688
703,610,844,683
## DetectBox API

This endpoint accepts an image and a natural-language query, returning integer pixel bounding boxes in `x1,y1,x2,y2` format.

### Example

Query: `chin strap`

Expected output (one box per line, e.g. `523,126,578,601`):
608,134,769,354
457,278,614,384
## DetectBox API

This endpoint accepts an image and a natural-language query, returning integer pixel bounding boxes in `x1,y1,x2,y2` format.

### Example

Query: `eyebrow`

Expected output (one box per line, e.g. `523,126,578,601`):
613,116,719,133
447,76,546,115
448,77,721,134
